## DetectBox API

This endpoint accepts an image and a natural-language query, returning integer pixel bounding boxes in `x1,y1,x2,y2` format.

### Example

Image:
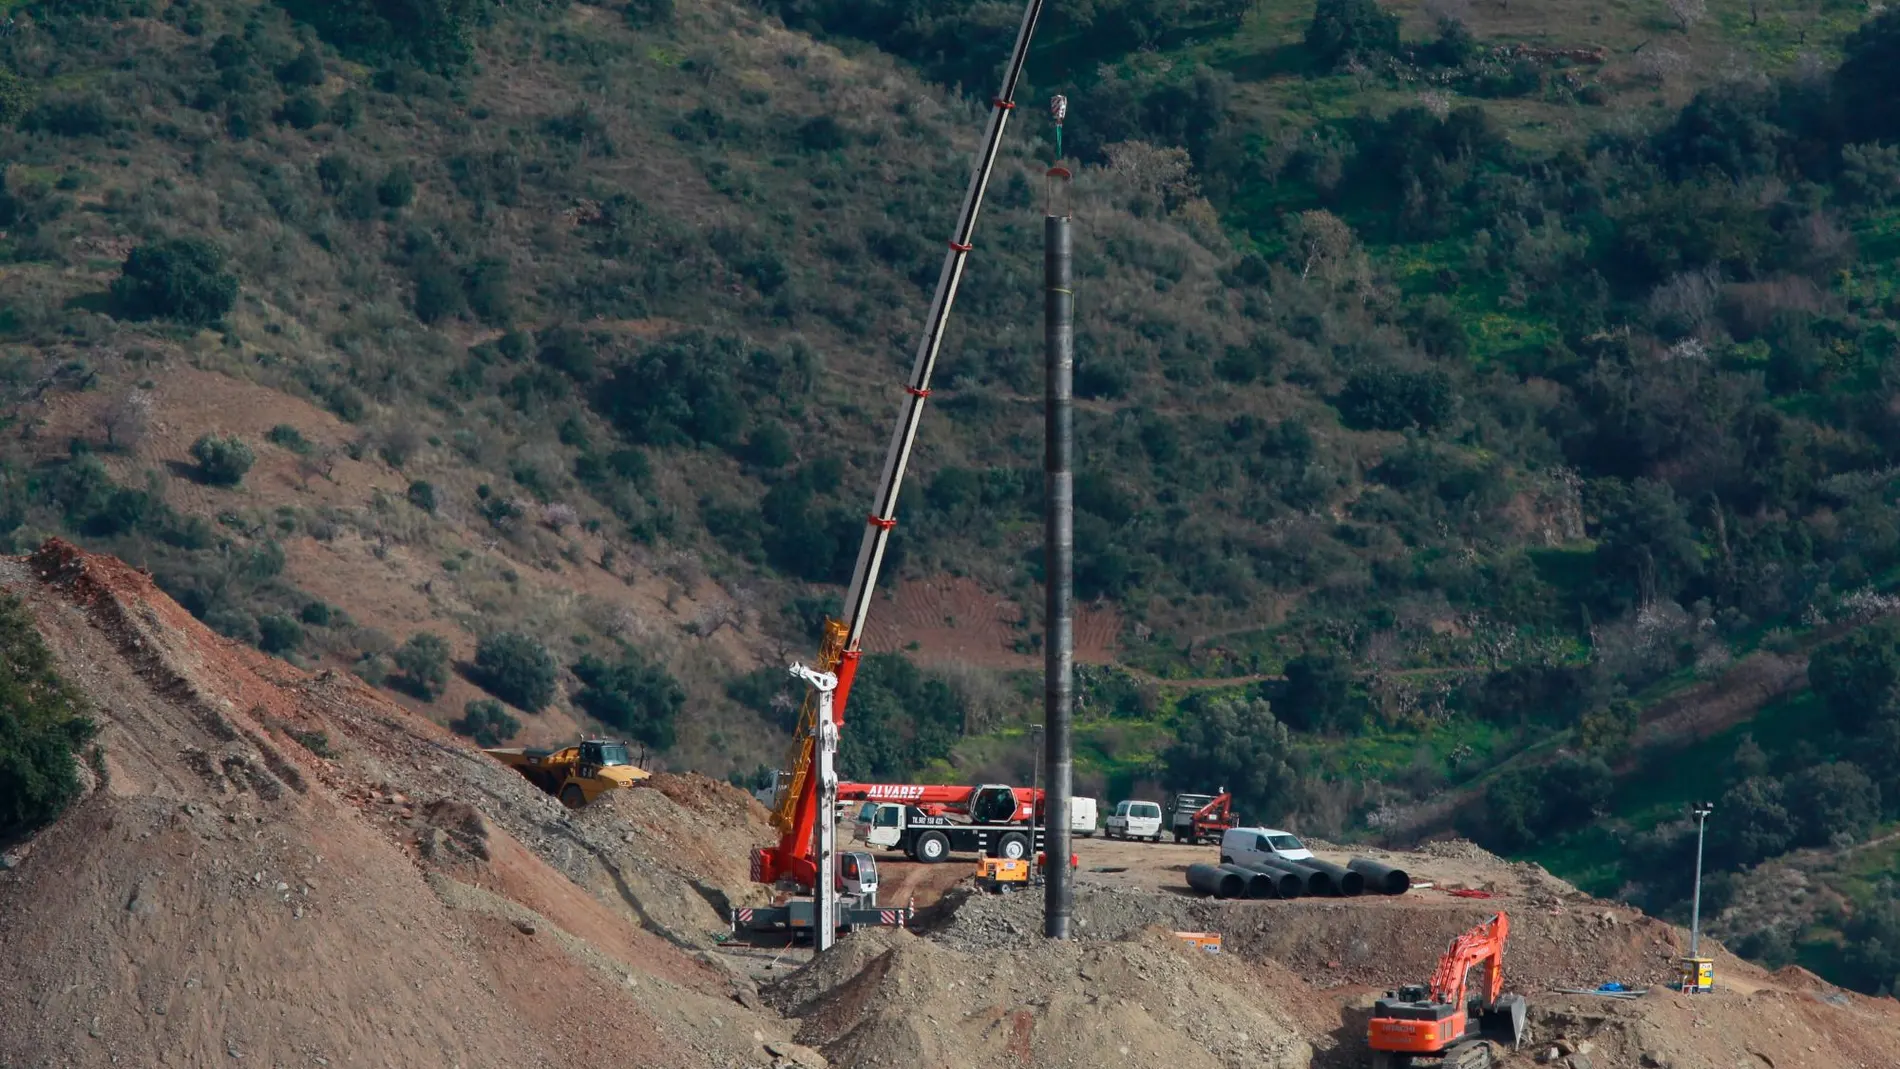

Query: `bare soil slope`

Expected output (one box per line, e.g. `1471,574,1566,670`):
0,540,786,1068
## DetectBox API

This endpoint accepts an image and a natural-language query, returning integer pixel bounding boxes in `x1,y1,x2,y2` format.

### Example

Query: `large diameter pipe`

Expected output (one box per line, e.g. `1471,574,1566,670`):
1231,865,1307,900
1298,857,1366,897
1251,856,1337,896
1187,863,1246,900
1348,857,1412,895
1042,207,1075,940
1217,863,1277,899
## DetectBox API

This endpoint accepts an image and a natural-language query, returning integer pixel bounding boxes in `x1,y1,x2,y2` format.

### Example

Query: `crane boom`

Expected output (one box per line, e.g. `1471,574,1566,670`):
752,0,1051,891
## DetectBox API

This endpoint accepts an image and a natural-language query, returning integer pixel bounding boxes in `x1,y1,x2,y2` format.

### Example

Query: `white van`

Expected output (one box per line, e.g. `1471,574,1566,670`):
1070,796,1099,838
1219,827,1314,867
1105,799,1163,841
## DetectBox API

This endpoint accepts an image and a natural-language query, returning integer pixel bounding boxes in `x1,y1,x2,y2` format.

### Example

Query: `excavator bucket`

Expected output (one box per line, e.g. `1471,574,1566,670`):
1479,993,1528,1050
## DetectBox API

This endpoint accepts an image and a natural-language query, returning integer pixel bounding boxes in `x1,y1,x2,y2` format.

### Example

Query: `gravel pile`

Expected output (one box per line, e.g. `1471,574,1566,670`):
932,884,1200,951
1419,838,1506,862
777,926,1312,1069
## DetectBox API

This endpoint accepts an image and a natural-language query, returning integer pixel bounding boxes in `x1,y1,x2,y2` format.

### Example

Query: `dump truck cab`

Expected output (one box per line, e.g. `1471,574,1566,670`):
484,737,650,808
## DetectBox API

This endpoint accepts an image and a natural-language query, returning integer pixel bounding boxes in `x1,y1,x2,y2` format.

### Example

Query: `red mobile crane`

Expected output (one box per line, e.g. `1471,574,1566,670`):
749,0,1051,899
1366,911,1528,1069
840,782,1041,821
844,783,1046,862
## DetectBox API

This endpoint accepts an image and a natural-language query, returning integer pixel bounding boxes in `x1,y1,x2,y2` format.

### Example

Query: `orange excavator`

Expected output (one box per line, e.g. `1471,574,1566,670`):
1367,912,1528,1069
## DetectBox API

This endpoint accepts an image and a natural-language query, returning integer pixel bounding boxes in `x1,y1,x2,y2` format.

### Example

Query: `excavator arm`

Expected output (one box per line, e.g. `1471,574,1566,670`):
751,0,1051,893
1429,911,1510,1009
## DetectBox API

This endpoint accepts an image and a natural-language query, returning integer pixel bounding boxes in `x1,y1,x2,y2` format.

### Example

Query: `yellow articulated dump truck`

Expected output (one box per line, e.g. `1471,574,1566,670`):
483,737,650,808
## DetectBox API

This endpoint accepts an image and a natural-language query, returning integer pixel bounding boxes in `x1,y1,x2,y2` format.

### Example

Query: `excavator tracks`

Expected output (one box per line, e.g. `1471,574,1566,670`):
1444,1041,1493,1069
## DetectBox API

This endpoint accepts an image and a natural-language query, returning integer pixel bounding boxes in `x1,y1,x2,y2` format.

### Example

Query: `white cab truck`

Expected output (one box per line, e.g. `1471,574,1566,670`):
1105,799,1164,841
1070,795,1099,838
1219,826,1314,867
853,801,1046,862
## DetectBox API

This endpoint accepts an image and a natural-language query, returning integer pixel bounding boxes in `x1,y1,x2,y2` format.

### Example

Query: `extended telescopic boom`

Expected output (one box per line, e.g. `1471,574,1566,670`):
752,0,1051,891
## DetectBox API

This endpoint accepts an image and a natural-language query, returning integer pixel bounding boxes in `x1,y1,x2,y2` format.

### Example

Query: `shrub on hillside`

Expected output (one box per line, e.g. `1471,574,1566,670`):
392,632,451,700
1476,755,1613,852
0,594,97,840
1336,367,1456,432
276,45,326,88
473,631,556,711
110,237,239,326
451,698,520,747
266,424,313,454
278,93,325,129
1808,619,1900,734
1276,652,1366,734
258,614,304,654
22,92,114,137
1305,0,1400,69
377,165,416,209
835,653,967,779
624,0,675,26
188,434,255,487
1162,696,1299,824
572,647,685,749
0,68,35,127
280,0,491,73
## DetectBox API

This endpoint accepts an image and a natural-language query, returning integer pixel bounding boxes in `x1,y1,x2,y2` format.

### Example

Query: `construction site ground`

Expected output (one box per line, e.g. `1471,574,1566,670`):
3,540,1897,1069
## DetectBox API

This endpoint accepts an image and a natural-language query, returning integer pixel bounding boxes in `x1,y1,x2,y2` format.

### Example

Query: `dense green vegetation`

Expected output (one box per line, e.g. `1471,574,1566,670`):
472,632,558,712
452,697,522,747
0,595,96,841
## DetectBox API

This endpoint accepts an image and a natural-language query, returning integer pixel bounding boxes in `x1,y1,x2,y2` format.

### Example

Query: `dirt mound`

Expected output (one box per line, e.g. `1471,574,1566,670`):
1418,837,1506,862
0,541,791,1068
564,780,775,942
938,881,1691,991
1523,985,1900,1069
777,925,1311,1069
645,771,775,826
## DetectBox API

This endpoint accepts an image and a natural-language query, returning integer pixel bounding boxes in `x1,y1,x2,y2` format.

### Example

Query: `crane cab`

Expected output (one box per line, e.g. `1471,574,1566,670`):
838,851,879,899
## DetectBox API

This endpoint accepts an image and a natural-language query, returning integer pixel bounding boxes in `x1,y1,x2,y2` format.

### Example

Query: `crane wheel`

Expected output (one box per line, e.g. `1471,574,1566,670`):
916,831,949,864
998,833,1029,860
560,784,586,809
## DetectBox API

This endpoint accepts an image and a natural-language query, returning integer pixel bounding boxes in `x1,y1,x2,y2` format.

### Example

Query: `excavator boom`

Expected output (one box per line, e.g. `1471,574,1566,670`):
752,0,1051,892
1430,911,1510,1007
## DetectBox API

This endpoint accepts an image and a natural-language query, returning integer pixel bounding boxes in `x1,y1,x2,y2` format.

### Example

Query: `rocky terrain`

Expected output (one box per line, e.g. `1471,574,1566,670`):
3,540,1899,1068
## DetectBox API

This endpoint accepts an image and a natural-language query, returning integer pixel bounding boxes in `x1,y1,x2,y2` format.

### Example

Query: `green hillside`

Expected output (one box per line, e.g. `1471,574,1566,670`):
8,0,1900,992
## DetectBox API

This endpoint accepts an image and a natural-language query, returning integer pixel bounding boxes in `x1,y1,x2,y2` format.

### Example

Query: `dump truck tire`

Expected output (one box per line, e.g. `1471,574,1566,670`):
560,784,585,809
